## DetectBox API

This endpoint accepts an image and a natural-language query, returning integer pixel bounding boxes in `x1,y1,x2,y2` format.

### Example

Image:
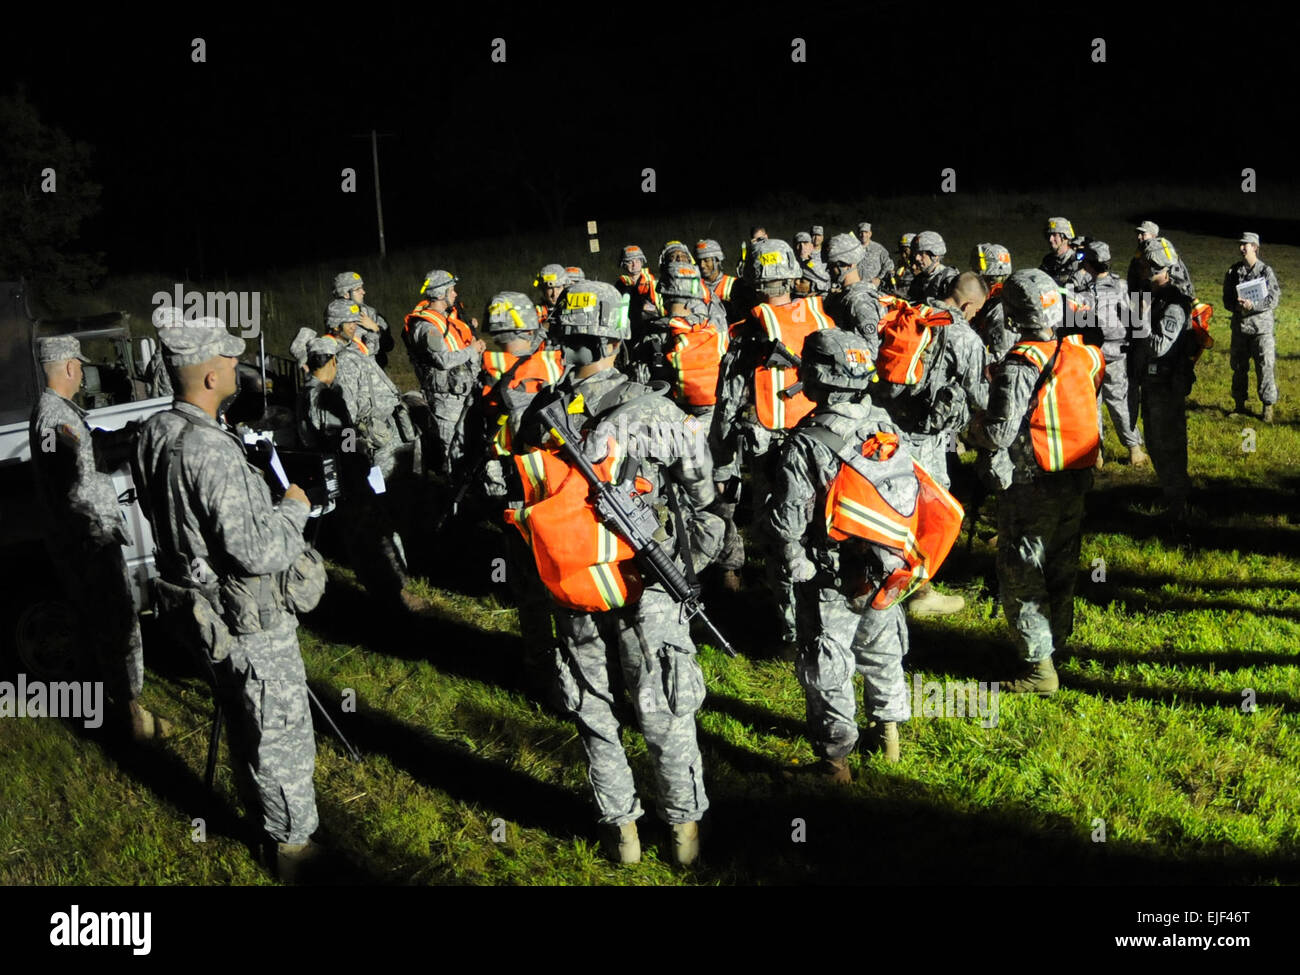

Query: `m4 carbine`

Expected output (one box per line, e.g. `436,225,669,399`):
764,340,805,399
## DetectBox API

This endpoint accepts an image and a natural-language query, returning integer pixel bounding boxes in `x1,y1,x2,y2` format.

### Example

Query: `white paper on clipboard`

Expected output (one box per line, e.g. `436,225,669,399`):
1236,278,1268,305
367,465,387,494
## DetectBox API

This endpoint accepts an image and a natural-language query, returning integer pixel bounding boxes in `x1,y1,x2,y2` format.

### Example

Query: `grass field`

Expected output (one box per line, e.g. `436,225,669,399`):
4,186,1299,885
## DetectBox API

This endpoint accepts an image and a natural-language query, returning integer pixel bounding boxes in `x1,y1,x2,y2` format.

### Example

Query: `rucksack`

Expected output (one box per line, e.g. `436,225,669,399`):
875,296,954,386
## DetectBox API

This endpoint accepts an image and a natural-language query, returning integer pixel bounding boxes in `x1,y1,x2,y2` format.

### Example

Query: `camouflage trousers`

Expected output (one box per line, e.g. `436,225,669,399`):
504,527,556,656
553,583,708,826
425,391,471,476
996,472,1090,664
1230,327,1278,406
794,578,910,760
1126,344,1148,432
52,542,143,706
217,617,319,845
1098,355,1142,448
751,432,796,643
1141,379,1191,511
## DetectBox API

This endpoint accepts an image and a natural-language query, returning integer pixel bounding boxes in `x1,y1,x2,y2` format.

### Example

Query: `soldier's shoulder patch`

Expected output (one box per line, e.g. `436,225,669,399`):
683,414,703,437
55,423,81,445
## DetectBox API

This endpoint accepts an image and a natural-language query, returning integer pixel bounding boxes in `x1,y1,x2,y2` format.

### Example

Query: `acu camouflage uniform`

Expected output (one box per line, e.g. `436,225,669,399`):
137,402,318,845
1039,248,1078,286
405,307,478,475
826,281,885,358
543,367,723,828
856,240,893,287
1070,271,1142,448
1142,282,1195,513
29,388,144,707
1223,257,1282,407
908,263,959,305
763,401,912,758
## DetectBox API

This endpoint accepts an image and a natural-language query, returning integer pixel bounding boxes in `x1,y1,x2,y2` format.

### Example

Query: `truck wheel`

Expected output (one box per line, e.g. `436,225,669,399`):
14,600,81,682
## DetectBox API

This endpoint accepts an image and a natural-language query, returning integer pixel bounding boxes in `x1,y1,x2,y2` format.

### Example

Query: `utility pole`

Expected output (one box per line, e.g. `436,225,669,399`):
351,130,395,258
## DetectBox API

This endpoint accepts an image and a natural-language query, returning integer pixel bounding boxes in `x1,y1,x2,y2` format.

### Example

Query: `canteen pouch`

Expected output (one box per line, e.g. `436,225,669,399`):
152,576,234,663
282,546,327,615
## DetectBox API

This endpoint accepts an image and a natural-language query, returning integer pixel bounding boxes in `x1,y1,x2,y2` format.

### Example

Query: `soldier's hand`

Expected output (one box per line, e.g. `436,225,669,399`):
789,558,816,584
472,339,487,355
1241,299,1254,311
359,312,380,332
284,484,310,508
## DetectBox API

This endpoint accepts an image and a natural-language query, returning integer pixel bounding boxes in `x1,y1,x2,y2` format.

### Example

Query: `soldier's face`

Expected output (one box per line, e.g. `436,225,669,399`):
622,259,643,276
1138,232,1153,244
699,256,719,278
811,234,823,249
858,231,872,246
445,285,458,307
796,241,813,260
216,354,239,401
350,286,366,303
1048,232,1069,255
913,252,934,273
1241,243,1257,259
545,284,565,305
341,320,359,340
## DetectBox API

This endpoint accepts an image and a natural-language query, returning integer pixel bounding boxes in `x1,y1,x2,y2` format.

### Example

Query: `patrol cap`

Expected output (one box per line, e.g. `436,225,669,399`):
856,221,872,233
794,231,812,244
810,225,824,237
37,335,90,364
553,280,631,340
1084,240,1111,265
151,305,186,330
972,243,1012,276
658,263,704,300
566,265,585,280
333,271,363,297
1045,216,1075,237
694,239,724,261
534,263,570,289
826,233,866,267
620,245,648,265
1135,220,1160,236
1002,269,1063,333
745,238,798,284
307,335,340,358
485,291,541,334
325,299,364,330
1239,232,1261,246
157,317,246,366
1142,237,1179,270
420,269,457,298
912,231,946,257
801,328,876,391
899,232,916,249
289,326,317,365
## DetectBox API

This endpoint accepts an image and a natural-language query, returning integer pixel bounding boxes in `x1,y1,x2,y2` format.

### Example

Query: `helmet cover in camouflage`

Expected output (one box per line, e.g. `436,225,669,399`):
307,335,340,358
289,326,317,366
912,231,946,258
694,239,724,262
333,271,364,298
745,238,798,284
1045,216,1075,237
553,280,631,340
620,245,648,265
1002,269,1063,333
1142,237,1179,270
972,243,1012,276
486,291,541,334
420,269,458,299
1083,240,1111,265
658,263,704,301
800,328,876,391
534,263,570,289
899,232,916,250
826,233,866,267
566,266,585,280
325,299,365,330
794,231,812,244
658,240,695,268
800,259,831,295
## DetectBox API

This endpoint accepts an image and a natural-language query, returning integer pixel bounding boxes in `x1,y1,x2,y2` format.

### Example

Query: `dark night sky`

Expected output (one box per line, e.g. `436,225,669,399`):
3,8,1294,277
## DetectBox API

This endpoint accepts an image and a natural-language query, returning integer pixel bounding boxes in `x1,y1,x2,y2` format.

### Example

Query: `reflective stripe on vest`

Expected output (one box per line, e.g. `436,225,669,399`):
709,274,736,301
1009,335,1104,472
481,345,565,454
505,437,650,613
752,296,835,430
404,300,473,351
666,317,729,406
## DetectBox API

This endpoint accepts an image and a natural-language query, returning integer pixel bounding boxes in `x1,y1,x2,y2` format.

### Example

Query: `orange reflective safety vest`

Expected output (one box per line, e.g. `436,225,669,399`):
404,300,475,352
987,281,1004,302
1007,334,1105,472
751,296,835,430
665,316,729,407
536,304,552,327
707,274,738,302
821,428,965,609
1189,301,1214,363
480,344,565,455
504,437,652,613
619,269,659,308
874,295,953,386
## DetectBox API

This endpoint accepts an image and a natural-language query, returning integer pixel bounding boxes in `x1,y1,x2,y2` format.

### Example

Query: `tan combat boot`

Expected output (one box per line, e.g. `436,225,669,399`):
1128,444,1150,467
671,822,700,867
276,839,324,884
1000,658,1059,697
601,822,641,865
908,582,965,617
127,700,173,742
1263,405,1275,424
864,721,900,763
720,569,742,593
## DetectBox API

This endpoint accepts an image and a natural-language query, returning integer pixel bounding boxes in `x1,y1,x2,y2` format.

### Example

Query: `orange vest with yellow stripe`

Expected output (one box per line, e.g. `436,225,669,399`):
1008,335,1105,472
504,438,652,613
480,344,565,455
751,296,835,430
822,429,966,609
708,274,737,302
404,300,475,352
665,317,728,407
875,296,953,386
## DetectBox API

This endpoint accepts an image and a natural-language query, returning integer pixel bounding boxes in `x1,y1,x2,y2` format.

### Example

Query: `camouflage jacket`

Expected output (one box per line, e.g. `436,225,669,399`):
28,389,126,550
972,291,1015,361
908,263,959,305
1222,259,1281,335
298,375,347,451
357,303,395,368
1146,284,1193,385
856,240,892,286
1039,249,1078,286
826,281,884,357
334,342,403,472
1069,271,1132,361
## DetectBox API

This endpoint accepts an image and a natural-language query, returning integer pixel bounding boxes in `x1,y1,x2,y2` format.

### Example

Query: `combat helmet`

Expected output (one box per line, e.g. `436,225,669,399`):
801,328,876,391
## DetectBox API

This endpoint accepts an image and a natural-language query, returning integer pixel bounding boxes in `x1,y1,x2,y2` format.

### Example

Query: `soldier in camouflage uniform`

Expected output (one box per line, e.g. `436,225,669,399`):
891,232,916,298
534,263,570,328
144,306,182,399
1224,232,1282,421
763,328,912,774
1039,216,1078,286
135,318,321,880
1140,238,1196,521
854,221,893,288
333,271,394,369
1069,241,1148,467
297,335,345,450
825,233,884,357
907,231,960,304
966,270,1099,696
29,336,165,740
520,280,723,866
695,238,743,325
970,243,1017,360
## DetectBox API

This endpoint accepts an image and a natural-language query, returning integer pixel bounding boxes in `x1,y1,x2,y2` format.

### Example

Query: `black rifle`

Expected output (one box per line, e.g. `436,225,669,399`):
764,340,805,399
536,398,736,657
